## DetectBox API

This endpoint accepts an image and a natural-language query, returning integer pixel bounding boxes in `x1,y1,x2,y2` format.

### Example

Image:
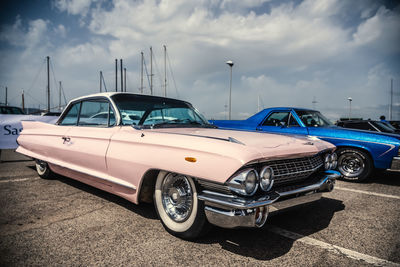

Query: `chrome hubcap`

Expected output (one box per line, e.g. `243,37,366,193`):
161,173,193,222
36,160,47,173
338,153,365,177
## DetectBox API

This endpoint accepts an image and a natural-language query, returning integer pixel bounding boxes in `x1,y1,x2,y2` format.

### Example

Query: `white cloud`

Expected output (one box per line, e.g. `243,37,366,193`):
352,6,400,53
54,0,94,16
55,24,67,38
220,0,271,10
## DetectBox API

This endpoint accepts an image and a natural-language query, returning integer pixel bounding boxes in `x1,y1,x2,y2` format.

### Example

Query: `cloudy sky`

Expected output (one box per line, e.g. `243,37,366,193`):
0,0,399,120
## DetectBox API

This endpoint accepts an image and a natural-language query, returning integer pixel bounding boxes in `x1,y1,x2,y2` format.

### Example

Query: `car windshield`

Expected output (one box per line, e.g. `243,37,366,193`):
111,94,212,128
295,110,333,127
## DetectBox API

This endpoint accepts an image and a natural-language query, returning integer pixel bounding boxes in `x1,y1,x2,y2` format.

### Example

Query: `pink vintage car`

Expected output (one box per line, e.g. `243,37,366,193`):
17,93,340,239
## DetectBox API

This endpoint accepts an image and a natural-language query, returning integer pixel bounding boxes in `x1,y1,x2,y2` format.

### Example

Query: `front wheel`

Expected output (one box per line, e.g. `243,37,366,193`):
336,148,373,182
35,160,55,179
153,171,209,239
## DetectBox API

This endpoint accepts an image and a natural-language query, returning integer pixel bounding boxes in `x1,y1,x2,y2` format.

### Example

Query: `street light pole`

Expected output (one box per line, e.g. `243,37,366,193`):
348,97,352,120
226,60,234,120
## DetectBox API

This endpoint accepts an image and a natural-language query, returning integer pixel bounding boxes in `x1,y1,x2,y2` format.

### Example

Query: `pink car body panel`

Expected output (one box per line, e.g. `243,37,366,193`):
17,120,334,204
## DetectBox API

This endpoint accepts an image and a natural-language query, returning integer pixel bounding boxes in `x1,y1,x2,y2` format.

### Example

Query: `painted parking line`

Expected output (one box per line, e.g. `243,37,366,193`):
268,225,400,267
0,177,40,184
335,187,400,200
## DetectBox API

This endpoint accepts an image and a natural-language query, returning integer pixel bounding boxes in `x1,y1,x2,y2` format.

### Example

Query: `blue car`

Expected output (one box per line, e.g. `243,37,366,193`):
210,108,400,182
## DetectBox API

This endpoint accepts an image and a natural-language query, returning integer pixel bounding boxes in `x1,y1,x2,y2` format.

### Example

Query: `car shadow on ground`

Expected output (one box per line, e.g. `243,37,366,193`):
196,197,344,261
48,172,159,220
367,170,400,186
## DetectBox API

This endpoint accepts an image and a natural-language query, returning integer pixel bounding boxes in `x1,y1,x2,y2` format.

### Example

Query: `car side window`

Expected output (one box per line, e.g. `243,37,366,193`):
263,112,290,126
288,113,300,126
59,102,81,125
78,100,114,127
346,122,373,131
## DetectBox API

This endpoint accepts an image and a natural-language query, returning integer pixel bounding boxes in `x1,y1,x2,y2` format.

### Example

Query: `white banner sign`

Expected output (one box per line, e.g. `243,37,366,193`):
0,114,59,149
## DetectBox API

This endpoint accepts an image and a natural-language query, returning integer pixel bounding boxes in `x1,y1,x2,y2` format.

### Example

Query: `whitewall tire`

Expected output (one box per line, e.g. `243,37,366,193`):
154,171,209,239
35,160,54,179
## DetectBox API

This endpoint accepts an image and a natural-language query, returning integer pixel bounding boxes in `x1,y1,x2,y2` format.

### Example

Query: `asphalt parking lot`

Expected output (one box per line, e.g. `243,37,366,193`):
0,150,399,266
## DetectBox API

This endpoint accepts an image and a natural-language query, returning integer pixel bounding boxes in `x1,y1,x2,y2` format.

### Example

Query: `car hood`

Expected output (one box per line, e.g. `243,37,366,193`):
149,127,334,161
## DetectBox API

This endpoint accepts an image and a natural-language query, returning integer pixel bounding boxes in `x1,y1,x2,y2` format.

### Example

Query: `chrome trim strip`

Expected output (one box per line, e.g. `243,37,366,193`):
50,163,137,191
150,131,246,145
202,190,236,199
368,122,381,132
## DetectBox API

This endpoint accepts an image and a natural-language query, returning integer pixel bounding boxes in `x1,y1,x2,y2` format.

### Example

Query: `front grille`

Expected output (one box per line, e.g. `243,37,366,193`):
197,179,232,195
268,154,324,186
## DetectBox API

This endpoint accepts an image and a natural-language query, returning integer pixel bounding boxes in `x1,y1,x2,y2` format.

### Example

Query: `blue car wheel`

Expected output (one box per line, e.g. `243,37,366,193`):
336,148,373,182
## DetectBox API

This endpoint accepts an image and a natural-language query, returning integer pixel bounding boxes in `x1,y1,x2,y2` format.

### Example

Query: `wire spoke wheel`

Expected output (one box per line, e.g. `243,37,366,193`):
161,173,193,222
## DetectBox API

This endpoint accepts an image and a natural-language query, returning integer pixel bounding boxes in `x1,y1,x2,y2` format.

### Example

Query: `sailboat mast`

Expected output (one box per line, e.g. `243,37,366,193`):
124,68,126,92
390,78,393,120
164,45,167,97
5,87,7,106
150,46,153,95
47,56,50,112
59,81,62,109
115,59,118,92
22,90,25,113
100,71,102,93
140,52,144,94
120,59,123,92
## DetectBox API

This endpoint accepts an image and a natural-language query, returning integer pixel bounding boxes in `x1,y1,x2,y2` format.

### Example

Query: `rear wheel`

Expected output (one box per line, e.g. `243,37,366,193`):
153,171,209,239
336,148,373,182
35,160,54,179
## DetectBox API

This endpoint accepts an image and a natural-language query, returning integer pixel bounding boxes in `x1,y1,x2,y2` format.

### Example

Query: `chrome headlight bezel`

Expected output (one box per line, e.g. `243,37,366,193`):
330,152,338,169
324,152,337,170
324,153,332,170
259,166,274,191
227,168,259,196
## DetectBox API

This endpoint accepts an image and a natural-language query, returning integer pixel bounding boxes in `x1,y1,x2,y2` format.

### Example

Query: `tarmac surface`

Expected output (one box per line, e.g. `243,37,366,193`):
0,150,399,266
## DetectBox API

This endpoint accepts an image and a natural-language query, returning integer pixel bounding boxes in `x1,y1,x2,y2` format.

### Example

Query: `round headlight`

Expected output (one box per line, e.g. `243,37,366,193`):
324,154,332,170
259,166,274,191
245,170,258,195
330,153,338,169
227,168,259,196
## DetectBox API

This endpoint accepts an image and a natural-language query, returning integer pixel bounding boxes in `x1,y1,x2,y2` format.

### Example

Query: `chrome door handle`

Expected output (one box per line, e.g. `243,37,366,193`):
62,137,71,143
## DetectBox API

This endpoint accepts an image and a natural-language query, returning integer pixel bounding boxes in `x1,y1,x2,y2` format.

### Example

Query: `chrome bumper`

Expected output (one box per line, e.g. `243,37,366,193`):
390,157,400,170
198,171,340,229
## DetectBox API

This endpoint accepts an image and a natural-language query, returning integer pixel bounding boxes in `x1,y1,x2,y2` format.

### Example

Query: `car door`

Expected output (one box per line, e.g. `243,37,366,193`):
59,98,118,175
257,110,308,135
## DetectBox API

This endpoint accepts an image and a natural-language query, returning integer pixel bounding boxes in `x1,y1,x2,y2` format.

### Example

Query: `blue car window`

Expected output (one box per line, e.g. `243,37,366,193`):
263,112,289,126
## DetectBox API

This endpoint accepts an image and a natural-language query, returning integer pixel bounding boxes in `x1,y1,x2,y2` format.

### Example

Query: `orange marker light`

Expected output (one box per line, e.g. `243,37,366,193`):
185,157,197,163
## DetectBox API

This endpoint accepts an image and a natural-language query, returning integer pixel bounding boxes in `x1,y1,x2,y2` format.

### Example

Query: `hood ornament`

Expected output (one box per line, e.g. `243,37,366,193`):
228,137,245,145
